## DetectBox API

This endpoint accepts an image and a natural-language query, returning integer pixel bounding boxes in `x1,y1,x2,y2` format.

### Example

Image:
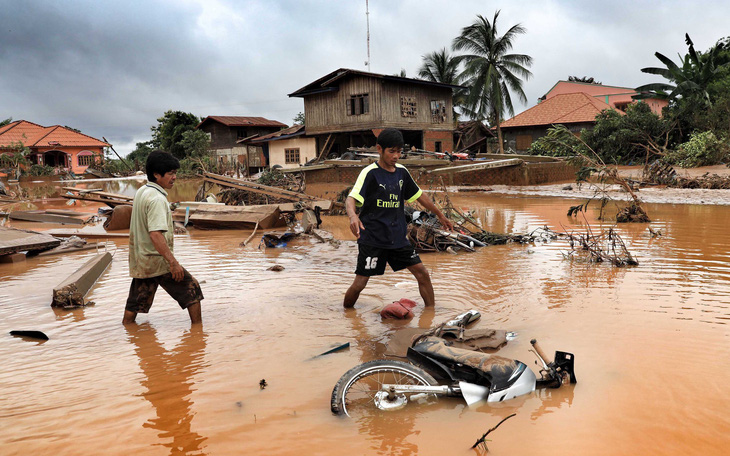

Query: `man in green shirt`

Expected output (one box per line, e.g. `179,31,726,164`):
123,150,203,325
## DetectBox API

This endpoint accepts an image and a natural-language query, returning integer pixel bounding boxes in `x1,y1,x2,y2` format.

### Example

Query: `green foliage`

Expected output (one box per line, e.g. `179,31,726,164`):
663,131,730,167
452,11,532,153
0,117,12,127
527,124,589,158
177,155,220,178
151,110,201,159
418,48,465,121
26,164,55,176
293,112,305,125
0,141,30,168
127,140,154,166
256,168,286,186
99,159,131,176
180,129,211,158
581,102,671,164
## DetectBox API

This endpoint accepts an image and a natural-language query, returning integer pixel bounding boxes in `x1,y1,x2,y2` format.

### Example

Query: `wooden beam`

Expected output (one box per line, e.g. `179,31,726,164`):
426,158,523,175
204,172,322,202
0,226,61,256
51,252,113,308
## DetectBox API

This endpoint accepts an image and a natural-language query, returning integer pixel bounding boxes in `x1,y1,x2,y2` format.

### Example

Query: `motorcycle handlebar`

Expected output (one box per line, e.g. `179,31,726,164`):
530,339,553,365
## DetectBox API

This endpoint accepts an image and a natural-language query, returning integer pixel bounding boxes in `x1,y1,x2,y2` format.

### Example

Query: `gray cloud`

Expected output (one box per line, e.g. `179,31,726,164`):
1,0,728,156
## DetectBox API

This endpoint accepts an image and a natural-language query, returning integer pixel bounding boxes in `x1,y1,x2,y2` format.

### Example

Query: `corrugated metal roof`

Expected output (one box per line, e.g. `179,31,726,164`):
288,68,465,98
500,93,619,129
197,116,287,128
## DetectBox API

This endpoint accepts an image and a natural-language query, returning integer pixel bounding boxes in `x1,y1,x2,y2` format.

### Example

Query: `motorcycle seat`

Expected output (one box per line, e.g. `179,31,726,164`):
412,336,518,379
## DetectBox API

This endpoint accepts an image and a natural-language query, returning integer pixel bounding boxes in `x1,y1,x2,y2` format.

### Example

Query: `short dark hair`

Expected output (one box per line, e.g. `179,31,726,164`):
377,128,404,149
146,150,180,182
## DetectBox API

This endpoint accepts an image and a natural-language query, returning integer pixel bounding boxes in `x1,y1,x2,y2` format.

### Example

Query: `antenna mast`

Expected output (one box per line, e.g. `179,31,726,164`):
365,0,370,71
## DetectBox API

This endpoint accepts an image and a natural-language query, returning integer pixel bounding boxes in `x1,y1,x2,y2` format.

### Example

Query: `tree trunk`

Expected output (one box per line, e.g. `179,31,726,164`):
497,124,504,154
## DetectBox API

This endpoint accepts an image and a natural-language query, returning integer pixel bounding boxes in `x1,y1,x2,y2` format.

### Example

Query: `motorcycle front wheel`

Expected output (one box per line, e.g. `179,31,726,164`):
331,360,438,417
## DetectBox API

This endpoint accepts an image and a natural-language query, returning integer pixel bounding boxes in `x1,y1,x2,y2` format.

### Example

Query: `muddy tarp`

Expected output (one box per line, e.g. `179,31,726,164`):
103,205,133,231
384,326,508,358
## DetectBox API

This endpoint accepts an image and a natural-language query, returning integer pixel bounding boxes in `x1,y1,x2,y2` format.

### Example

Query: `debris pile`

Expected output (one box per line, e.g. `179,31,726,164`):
563,227,638,266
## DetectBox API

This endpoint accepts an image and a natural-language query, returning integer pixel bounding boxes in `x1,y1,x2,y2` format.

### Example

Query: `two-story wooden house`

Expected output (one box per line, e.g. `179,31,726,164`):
196,116,287,173
288,68,463,158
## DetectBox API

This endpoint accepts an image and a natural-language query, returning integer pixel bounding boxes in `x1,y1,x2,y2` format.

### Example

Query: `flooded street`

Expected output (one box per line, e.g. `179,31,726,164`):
1,179,729,455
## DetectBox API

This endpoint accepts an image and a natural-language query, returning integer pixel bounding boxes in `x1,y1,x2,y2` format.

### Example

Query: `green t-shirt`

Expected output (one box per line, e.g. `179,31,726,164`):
128,182,174,278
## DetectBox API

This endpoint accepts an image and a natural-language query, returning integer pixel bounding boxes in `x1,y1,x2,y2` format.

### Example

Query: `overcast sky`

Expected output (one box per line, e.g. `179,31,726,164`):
1,0,728,156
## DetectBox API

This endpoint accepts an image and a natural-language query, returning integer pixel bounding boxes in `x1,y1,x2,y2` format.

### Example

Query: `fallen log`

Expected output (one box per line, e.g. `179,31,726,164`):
51,252,113,308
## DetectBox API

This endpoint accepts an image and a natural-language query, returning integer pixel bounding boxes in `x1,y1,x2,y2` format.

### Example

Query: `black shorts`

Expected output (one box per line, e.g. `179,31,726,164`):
355,243,422,277
125,269,204,313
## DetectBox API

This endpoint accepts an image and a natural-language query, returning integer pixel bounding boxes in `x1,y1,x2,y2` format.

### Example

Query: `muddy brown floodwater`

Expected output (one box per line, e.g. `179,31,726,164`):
1,177,729,455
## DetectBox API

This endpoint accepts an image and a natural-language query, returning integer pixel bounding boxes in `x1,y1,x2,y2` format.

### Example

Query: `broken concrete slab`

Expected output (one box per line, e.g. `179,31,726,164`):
187,204,287,229
0,252,27,263
51,252,113,308
426,158,523,175
42,229,128,239
0,226,61,256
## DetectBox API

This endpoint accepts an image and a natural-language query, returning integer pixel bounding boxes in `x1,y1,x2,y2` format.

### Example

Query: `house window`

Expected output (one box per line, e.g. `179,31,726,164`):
78,153,94,167
237,128,247,139
285,148,300,164
516,135,533,150
346,94,369,116
401,97,417,118
434,141,442,153
430,100,447,123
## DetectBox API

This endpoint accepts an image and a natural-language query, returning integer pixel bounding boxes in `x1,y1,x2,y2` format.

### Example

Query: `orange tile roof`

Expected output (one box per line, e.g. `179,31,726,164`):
198,116,287,128
500,93,618,129
0,120,110,148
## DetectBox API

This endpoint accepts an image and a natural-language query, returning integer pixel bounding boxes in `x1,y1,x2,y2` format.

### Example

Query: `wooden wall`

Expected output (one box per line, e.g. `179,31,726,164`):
304,76,454,135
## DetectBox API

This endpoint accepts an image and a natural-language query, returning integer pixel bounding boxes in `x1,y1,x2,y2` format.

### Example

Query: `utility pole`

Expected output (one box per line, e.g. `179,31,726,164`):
365,0,370,71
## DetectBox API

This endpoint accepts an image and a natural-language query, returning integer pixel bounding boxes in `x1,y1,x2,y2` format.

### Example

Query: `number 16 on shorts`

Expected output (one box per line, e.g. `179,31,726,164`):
364,256,378,270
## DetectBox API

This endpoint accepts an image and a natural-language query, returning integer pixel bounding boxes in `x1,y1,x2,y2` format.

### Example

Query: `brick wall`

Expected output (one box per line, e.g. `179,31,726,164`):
423,130,453,152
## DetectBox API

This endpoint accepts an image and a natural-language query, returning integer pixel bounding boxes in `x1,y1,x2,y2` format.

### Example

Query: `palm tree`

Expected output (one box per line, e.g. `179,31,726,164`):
636,34,728,106
452,11,533,153
418,48,464,121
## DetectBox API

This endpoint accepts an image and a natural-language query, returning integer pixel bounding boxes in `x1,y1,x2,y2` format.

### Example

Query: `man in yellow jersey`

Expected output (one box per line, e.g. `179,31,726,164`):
344,128,453,309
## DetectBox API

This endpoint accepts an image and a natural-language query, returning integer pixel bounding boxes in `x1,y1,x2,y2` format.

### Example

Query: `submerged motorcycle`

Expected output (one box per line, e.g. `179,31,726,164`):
331,311,577,417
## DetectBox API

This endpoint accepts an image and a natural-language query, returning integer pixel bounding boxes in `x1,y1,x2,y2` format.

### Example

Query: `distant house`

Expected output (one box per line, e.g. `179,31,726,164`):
540,80,668,115
248,125,317,169
196,116,287,173
500,93,618,153
0,120,109,174
288,68,463,157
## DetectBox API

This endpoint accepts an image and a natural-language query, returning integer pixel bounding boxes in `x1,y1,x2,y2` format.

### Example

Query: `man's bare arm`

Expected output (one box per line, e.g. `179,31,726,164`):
346,196,365,238
416,194,454,231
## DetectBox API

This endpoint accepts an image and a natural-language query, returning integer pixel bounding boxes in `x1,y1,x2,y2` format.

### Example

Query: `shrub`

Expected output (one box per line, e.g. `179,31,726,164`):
663,131,730,167
26,164,55,176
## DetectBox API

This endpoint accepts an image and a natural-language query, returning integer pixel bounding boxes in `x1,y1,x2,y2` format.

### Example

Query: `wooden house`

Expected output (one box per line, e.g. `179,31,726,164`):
248,125,317,169
0,120,109,174
196,116,287,173
288,68,463,158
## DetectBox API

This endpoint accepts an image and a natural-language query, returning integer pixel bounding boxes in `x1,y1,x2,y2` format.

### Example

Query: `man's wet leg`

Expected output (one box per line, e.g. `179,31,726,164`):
187,302,202,324
344,275,370,308
408,263,435,307
123,310,137,325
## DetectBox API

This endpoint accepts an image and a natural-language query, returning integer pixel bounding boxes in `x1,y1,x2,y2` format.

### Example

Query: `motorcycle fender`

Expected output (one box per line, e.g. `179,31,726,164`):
459,381,490,406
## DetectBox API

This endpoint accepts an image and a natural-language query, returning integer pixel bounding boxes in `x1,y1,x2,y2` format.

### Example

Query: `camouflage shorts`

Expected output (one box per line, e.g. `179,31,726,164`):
125,269,204,313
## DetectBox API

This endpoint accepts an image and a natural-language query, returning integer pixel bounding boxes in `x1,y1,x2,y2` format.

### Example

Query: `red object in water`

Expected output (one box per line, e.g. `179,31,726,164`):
380,298,417,319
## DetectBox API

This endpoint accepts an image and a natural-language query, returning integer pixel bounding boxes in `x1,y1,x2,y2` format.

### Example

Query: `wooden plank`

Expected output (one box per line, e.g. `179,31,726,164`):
204,172,322,202
61,194,131,207
426,158,523,175
0,226,61,256
36,243,101,257
51,252,113,308
9,211,85,225
42,229,129,239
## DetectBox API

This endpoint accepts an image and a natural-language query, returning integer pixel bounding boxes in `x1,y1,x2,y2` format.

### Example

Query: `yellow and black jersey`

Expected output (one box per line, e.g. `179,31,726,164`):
348,163,422,248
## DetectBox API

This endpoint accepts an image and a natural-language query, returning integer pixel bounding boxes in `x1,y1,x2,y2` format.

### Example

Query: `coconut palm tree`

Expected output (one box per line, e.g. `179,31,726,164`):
418,48,464,121
452,11,533,153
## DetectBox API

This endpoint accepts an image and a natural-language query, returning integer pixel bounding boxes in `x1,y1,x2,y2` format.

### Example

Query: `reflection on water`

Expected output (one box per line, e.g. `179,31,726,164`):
1,179,730,455
127,324,208,455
